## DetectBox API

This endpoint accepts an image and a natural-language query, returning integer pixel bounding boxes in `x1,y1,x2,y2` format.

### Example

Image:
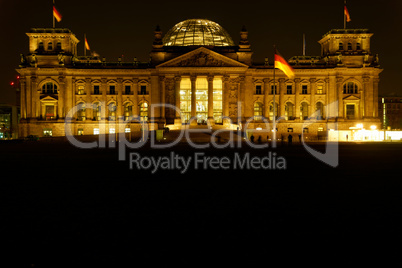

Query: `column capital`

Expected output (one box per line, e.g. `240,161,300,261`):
159,76,166,82
278,78,286,83
294,78,301,83
117,78,123,84
309,78,316,83
190,75,197,82
207,75,214,82
263,78,270,84
101,78,108,84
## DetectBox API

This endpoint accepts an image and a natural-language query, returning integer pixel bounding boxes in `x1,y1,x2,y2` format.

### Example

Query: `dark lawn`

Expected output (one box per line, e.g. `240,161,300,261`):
1,139,402,266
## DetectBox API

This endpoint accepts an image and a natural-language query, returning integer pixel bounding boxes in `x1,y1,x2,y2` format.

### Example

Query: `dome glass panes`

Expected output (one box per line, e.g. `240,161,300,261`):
163,19,235,47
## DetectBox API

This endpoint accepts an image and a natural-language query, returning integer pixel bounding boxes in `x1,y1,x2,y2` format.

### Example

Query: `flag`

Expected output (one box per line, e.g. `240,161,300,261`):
344,5,351,22
53,6,62,22
85,37,90,50
274,49,295,80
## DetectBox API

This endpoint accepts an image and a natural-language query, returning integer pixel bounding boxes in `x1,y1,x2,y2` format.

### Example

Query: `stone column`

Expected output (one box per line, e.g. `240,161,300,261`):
223,76,229,118
117,78,123,120
190,76,197,123
279,78,285,118
336,77,344,118
362,76,369,118
20,78,26,119
207,75,214,124
325,78,330,119
294,78,301,120
26,76,32,118
239,76,246,122
31,76,38,118
58,76,65,119
263,78,270,119
174,76,181,124
159,76,166,124
132,78,139,118
309,78,316,118
85,78,92,120
101,78,108,120
373,78,379,118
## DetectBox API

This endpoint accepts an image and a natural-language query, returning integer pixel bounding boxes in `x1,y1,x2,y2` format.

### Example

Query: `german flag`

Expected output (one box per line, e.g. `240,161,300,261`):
53,6,62,22
344,5,351,22
85,37,90,50
274,49,295,80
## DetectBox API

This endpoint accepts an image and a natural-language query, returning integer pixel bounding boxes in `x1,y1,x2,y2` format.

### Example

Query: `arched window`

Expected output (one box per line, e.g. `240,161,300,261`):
347,42,352,50
343,82,359,94
38,41,44,51
315,102,324,120
339,42,344,51
108,102,117,121
77,103,86,121
124,103,133,121
285,102,294,120
56,41,62,51
254,102,263,120
93,102,101,121
300,102,309,120
139,102,148,121
42,82,58,94
48,42,53,51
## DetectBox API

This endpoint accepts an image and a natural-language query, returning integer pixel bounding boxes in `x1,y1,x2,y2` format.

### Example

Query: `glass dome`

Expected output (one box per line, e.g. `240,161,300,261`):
163,19,235,47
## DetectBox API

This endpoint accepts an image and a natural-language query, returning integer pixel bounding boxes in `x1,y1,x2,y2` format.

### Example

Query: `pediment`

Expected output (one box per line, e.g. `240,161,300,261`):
343,95,360,101
40,95,58,102
157,47,248,68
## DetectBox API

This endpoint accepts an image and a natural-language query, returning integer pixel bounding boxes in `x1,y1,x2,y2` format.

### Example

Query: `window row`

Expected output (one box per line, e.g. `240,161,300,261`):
253,102,325,121
339,41,362,51
37,41,62,51
76,102,149,122
76,85,148,95
254,84,325,95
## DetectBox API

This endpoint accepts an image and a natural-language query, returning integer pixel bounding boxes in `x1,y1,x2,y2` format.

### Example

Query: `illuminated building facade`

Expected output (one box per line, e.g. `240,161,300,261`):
17,19,382,137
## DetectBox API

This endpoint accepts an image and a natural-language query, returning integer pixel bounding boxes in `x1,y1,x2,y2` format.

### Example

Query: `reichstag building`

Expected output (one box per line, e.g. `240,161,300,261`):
17,18,382,137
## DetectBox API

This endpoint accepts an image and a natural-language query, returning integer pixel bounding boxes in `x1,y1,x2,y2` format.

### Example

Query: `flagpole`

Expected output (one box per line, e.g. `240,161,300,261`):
344,0,346,29
84,34,86,57
273,45,276,145
53,0,55,28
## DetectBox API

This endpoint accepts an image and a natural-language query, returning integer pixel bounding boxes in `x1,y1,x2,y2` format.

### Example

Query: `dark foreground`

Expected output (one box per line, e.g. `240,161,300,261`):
1,138,402,266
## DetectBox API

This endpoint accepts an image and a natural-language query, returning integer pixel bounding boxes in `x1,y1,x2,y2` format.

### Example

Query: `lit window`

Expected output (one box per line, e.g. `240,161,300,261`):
125,128,131,133
77,85,85,95
139,102,148,121
109,128,115,134
317,85,323,94
254,102,263,120
93,128,99,135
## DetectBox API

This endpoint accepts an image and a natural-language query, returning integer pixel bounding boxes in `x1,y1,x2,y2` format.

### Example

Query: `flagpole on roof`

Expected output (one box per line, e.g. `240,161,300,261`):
84,34,87,57
344,0,347,29
53,0,55,28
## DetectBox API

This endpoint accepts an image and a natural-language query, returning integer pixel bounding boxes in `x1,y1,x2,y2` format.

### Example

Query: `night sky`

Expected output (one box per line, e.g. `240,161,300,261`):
0,0,401,104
